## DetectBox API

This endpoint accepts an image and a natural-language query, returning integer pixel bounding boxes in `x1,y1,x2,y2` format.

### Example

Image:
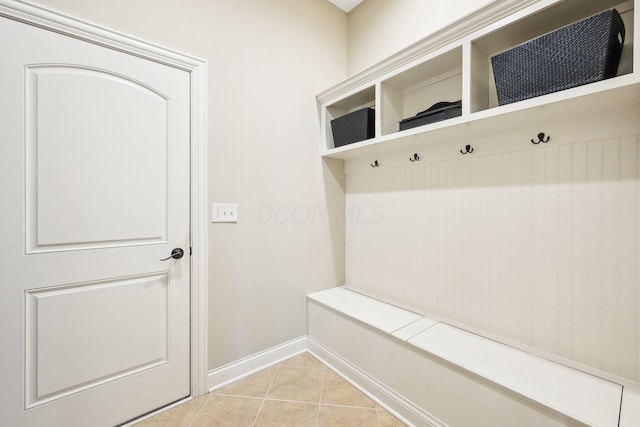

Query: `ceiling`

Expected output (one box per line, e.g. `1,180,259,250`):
327,0,364,13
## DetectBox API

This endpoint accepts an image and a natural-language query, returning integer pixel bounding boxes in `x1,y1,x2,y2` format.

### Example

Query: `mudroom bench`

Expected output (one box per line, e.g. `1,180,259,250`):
307,286,639,427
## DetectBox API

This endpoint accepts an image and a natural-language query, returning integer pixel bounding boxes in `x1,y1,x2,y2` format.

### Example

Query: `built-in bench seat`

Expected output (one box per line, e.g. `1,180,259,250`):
307,286,633,427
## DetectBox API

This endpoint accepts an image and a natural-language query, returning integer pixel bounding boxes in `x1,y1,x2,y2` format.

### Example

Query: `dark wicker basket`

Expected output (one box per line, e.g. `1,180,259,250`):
491,9,625,105
330,108,375,147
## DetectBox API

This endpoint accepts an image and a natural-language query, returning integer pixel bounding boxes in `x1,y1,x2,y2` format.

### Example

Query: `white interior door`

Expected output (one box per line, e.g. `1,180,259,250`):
0,14,191,427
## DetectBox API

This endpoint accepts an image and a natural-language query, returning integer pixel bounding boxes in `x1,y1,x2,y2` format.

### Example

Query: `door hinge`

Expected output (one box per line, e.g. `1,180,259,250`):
189,247,192,256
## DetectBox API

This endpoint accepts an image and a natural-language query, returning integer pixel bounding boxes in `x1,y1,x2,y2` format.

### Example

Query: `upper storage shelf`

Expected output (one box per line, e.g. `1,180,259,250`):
380,46,462,136
317,0,638,159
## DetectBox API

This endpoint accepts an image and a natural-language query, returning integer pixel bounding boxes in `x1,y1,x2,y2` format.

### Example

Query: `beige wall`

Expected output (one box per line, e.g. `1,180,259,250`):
29,0,348,370
347,0,495,74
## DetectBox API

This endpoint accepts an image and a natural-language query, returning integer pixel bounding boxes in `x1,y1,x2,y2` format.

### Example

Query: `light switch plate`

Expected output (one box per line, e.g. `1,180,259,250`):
211,203,238,223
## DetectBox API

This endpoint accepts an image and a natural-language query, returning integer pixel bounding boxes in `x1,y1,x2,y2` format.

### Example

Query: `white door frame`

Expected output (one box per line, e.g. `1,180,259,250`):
0,0,209,398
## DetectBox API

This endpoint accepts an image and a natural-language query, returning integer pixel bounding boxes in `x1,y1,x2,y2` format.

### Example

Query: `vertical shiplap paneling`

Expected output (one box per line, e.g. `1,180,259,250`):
481,153,509,332
345,134,640,381
518,149,535,345
455,156,472,326
543,145,560,354
344,171,361,289
556,143,574,360
495,151,516,338
570,142,588,363
456,156,474,325
506,151,524,343
345,169,389,295
383,166,402,298
405,161,423,306
433,159,450,317
531,145,549,350
419,160,432,312
601,138,621,375
478,153,501,333
618,136,638,380
585,140,604,369
471,155,490,330
380,167,404,298
430,160,443,316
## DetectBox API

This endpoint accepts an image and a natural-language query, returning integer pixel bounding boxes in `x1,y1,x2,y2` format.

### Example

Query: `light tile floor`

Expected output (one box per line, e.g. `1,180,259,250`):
136,352,406,426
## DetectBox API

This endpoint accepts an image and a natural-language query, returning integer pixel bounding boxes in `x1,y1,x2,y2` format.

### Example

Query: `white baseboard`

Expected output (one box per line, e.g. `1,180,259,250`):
307,337,445,427
207,336,307,392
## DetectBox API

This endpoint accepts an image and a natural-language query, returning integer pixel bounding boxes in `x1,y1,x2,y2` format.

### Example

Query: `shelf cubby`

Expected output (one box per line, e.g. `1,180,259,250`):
324,85,375,150
380,46,463,136
470,0,635,112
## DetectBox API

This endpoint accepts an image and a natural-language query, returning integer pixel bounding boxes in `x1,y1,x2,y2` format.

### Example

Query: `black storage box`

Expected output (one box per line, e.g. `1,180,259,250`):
331,107,375,147
399,100,462,131
491,8,625,105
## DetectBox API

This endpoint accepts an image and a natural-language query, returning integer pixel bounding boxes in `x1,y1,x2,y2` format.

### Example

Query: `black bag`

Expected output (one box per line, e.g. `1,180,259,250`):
399,100,462,131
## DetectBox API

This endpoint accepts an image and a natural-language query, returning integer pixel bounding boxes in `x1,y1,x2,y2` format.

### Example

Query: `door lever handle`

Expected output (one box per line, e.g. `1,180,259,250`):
160,248,184,261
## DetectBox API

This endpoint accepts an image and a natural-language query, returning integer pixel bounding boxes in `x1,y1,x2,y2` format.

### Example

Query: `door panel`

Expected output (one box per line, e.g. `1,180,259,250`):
0,14,191,427
26,66,169,251
25,274,169,407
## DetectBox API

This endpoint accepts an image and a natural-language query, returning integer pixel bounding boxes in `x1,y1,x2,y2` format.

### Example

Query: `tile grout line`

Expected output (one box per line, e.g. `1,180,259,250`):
250,364,280,427
211,393,264,401
213,393,270,400
186,393,213,427
250,396,375,410
315,366,327,427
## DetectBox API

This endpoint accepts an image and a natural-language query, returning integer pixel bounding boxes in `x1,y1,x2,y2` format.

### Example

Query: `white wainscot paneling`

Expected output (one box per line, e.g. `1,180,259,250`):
346,135,640,381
